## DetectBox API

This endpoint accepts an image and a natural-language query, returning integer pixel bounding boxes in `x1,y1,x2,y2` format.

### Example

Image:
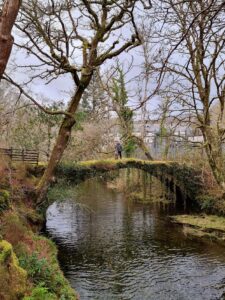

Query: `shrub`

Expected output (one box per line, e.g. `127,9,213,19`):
197,194,215,213
19,252,52,286
24,284,57,300
0,189,10,212
47,179,75,203
17,236,77,299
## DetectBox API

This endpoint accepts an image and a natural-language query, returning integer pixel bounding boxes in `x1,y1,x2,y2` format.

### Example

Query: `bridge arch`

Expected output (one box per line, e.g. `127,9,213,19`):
55,159,203,206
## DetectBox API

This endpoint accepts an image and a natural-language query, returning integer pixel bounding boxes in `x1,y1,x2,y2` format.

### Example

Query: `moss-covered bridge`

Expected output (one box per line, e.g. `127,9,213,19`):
54,159,203,203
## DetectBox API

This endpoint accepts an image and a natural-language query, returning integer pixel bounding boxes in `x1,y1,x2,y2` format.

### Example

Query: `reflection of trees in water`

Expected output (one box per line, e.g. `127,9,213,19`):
46,178,225,300
108,169,177,207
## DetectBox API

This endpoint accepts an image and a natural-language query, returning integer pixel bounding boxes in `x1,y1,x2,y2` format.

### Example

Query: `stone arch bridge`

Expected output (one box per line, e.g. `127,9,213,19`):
54,159,203,204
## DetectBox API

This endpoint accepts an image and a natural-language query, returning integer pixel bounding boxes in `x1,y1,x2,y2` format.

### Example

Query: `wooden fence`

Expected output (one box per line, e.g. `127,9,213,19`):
0,148,39,165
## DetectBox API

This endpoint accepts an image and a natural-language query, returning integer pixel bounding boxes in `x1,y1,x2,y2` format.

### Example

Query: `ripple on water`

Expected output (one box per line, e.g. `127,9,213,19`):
46,180,225,300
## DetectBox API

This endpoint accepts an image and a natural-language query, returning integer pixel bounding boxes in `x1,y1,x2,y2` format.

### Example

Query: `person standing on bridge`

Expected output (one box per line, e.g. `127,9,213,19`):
115,141,123,159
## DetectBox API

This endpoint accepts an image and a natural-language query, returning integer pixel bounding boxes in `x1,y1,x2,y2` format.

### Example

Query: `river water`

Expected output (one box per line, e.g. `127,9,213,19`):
46,176,225,300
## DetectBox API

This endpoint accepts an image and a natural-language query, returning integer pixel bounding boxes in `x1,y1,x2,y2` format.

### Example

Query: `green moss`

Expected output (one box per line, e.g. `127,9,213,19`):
78,158,171,168
0,240,28,299
1,209,77,299
0,189,10,212
0,239,12,263
0,165,78,299
181,226,221,240
172,215,225,239
0,189,10,199
172,214,225,232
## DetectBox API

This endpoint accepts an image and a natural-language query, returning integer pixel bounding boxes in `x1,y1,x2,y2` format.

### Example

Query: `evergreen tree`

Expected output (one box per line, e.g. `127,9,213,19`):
112,67,136,157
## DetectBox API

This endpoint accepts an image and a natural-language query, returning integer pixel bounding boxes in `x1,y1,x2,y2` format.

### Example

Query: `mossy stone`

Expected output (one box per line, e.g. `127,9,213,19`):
0,239,12,263
0,240,27,299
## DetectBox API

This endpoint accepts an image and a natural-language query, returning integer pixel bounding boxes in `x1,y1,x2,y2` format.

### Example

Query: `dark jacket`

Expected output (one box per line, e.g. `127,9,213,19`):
115,142,122,152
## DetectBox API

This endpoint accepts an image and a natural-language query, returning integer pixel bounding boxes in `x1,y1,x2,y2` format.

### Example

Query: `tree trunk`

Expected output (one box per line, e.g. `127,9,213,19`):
36,77,91,204
0,0,21,78
36,115,76,203
163,136,171,160
133,135,153,160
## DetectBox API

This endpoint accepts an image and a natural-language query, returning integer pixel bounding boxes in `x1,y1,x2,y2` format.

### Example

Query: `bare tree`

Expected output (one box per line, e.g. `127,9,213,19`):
14,0,152,203
0,0,21,78
151,0,225,192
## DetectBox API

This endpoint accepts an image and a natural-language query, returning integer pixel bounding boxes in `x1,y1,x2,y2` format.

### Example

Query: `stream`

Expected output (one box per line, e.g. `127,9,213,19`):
46,174,225,300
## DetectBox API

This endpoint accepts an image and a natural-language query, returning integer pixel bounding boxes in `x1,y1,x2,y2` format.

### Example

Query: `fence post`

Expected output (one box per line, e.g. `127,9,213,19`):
0,147,39,165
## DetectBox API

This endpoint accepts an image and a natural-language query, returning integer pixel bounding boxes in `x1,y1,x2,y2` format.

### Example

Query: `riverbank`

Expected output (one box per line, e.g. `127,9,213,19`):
0,162,78,299
171,214,225,241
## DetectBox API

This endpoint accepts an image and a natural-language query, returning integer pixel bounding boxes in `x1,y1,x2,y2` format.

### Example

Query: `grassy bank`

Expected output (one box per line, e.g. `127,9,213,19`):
171,215,225,241
0,161,77,300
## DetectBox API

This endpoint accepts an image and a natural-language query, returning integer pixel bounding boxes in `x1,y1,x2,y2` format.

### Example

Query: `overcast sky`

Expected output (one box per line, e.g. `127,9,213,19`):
4,2,163,116
7,39,158,112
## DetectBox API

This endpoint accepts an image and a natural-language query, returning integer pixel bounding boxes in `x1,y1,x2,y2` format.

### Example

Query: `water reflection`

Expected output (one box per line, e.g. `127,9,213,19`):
46,176,225,300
